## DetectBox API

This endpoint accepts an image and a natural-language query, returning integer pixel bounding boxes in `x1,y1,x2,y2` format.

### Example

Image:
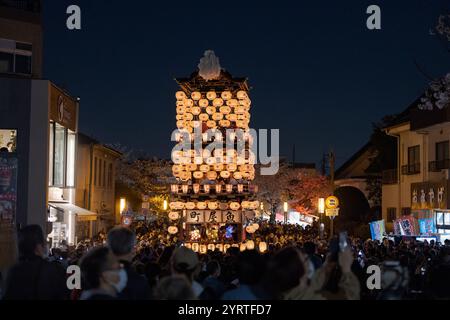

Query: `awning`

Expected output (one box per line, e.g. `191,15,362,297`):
49,202,97,222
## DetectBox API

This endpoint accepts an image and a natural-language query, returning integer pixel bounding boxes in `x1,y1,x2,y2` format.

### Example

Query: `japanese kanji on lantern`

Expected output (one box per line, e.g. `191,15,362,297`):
169,51,258,246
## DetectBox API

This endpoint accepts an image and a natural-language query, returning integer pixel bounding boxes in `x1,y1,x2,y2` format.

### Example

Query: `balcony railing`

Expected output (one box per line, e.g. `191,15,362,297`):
382,169,398,185
401,163,421,175
429,159,450,172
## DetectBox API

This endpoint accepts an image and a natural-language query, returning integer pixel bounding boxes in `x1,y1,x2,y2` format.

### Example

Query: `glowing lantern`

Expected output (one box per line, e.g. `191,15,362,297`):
246,240,255,250
194,157,203,165
226,184,233,193
226,114,237,121
226,99,238,107
207,120,217,128
169,202,177,210
216,244,224,252
185,202,196,210
184,113,193,121
212,113,223,121
246,225,255,234
230,202,240,211
259,242,268,253
207,91,217,100
184,243,192,250
208,202,218,210
192,243,199,252
171,184,179,193
200,245,207,254
220,171,231,179
176,91,186,100
220,106,231,114
215,184,222,193
237,91,248,100
199,113,209,121
252,223,260,231
184,99,194,107
169,212,180,221
203,185,210,193
188,163,197,171
224,244,231,252
206,107,215,115
193,171,204,179
193,184,200,194
219,120,231,127
182,185,189,194
221,91,232,100
168,226,178,235
227,164,237,172
200,164,210,173
208,244,215,251
191,92,201,100
197,202,207,210
206,171,217,180
199,99,209,107
237,184,244,193
213,98,224,107
233,172,243,180
191,107,201,115
240,243,247,252
213,163,224,171
176,106,186,114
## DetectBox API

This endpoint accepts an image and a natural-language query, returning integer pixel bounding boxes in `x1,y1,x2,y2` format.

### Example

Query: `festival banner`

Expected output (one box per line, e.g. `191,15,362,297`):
369,219,386,241
418,218,437,235
394,216,418,236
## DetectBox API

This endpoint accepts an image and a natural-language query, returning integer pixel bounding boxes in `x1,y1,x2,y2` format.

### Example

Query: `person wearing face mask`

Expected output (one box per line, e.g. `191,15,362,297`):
3,225,69,300
79,246,128,300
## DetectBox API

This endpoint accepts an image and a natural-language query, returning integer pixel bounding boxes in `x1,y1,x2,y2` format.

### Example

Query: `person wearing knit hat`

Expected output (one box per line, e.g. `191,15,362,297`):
170,246,203,298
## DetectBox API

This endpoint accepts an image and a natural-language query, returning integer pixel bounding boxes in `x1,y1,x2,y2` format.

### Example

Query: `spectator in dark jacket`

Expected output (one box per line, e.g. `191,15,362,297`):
107,227,151,300
3,225,69,300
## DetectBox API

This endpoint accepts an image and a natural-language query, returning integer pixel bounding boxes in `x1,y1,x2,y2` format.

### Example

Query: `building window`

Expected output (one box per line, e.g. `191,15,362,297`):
66,131,76,187
387,208,397,222
436,211,450,233
103,160,106,187
402,145,420,174
48,124,54,186
436,141,449,169
0,38,32,75
99,159,103,187
94,157,98,186
0,129,17,152
53,123,66,186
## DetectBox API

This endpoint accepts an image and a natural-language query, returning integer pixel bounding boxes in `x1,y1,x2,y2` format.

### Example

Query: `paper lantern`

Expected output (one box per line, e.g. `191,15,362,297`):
252,223,260,231
233,172,243,180
192,243,199,252
215,184,222,193
224,244,231,252
208,202,218,210
200,164,210,173
219,202,228,210
212,113,223,121
184,243,192,250
191,92,201,100
176,91,186,100
221,91,232,100
185,202,196,210
206,171,217,180
240,243,247,252
200,245,207,254
194,157,203,165
226,184,233,193
237,184,244,193
235,106,245,114
246,240,255,250
169,202,177,210
184,99,194,107
246,225,255,234
176,120,185,129
230,202,240,211
207,120,217,128
226,99,238,107
176,106,186,114
237,91,248,100
220,171,231,179
207,91,217,100
199,99,209,107
219,106,231,114
206,157,216,165
206,107,215,115
226,114,237,121
259,242,267,253
191,107,201,115
187,163,197,171
213,98,224,107
193,184,200,194
197,202,207,210
216,244,224,252
199,113,209,121
227,164,237,172
184,113,194,121
169,212,180,220
168,226,178,235
213,163,224,171
182,185,189,194
219,120,231,127
208,244,215,251
203,185,210,193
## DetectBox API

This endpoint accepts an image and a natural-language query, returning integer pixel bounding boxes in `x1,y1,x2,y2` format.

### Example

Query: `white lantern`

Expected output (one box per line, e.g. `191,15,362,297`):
246,240,255,250
212,113,223,121
237,91,248,100
191,92,201,100
200,245,207,254
171,184,179,193
176,91,186,100
191,107,201,115
240,243,247,252
204,185,210,194
206,107,215,115
246,225,255,234
213,98,224,107
230,202,240,211
193,184,200,194
226,184,233,193
208,244,215,251
221,91,232,100
185,202,196,210
184,99,194,107
207,91,217,100
215,184,222,193
208,202,218,210
206,120,217,128
199,113,209,122
220,106,231,115
252,223,260,231
233,172,243,180
192,243,199,253
197,202,207,210
220,171,231,179
224,244,231,252
169,212,180,221
168,226,178,235
259,242,268,253
182,185,189,194
199,99,209,107
226,99,238,107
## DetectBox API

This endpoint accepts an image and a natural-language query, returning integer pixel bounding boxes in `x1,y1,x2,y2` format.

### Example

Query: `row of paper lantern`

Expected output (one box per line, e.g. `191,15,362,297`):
172,156,256,167
170,183,249,194
169,200,260,211
176,119,250,131
172,149,255,159
245,223,260,234
172,163,254,174
182,241,267,254
173,131,254,143
176,103,250,115
176,98,250,109
173,170,255,181
176,90,249,102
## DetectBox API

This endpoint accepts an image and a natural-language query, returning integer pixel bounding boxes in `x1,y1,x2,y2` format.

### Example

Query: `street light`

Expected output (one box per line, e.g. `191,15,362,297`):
283,202,288,224
163,199,168,211
318,198,325,238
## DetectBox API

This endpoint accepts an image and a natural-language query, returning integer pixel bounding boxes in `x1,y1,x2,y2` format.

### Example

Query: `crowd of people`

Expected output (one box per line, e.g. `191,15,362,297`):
1,220,450,300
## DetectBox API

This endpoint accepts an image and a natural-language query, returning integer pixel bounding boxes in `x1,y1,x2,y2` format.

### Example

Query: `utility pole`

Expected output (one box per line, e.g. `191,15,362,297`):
329,149,336,239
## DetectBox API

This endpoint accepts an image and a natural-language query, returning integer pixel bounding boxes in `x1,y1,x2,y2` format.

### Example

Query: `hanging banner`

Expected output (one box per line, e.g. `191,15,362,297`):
185,210,242,224
0,156,18,225
394,216,418,236
418,218,437,235
369,219,386,241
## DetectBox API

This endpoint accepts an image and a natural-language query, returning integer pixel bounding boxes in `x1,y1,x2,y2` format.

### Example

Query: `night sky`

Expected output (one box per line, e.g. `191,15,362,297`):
42,0,450,168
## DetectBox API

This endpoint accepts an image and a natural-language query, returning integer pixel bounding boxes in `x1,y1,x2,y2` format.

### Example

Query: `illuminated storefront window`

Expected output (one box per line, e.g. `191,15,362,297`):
0,129,17,152
49,123,76,188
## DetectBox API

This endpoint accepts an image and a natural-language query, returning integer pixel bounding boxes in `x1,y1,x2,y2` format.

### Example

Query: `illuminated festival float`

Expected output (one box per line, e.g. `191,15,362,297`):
168,51,259,253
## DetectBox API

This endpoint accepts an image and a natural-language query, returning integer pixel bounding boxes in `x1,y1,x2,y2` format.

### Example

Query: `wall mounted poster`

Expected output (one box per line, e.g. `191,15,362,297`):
0,157,18,225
